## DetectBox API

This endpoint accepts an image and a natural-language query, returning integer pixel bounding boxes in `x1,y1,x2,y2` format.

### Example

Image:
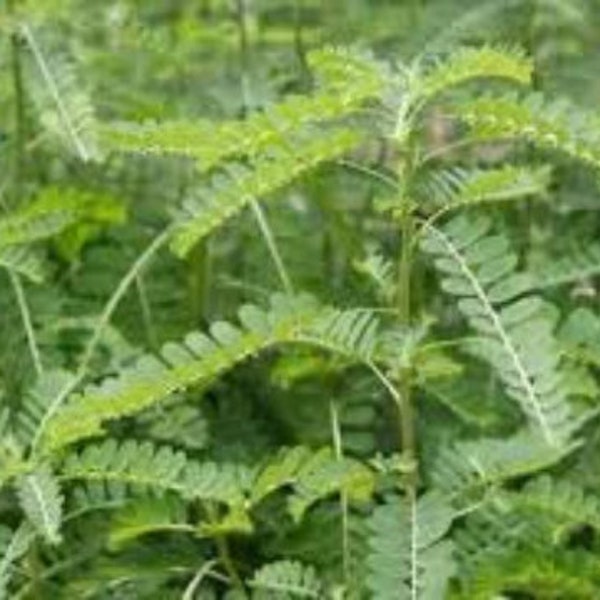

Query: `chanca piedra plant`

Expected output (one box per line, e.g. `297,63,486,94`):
3,3,600,599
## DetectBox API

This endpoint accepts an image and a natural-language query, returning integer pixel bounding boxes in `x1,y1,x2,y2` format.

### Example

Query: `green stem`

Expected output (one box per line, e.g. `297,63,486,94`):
249,199,294,294
206,503,247,598
396,147,418,489
330,400,349,587
9,0,25,204
26,539,42,600
214,534,247,597
182,559,218,600
293,0,309,82
6,0,42,378
79,228,173,370
398,206,416,471
9,270,43,376
231,4,293,295
235,0,253,114
135,272,158,350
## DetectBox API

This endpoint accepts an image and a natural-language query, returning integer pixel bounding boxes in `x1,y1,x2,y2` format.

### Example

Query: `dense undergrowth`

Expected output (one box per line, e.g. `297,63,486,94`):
2,1,600,598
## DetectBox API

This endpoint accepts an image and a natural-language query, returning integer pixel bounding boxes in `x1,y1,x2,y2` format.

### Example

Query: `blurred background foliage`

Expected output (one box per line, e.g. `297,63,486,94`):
2,0,598,391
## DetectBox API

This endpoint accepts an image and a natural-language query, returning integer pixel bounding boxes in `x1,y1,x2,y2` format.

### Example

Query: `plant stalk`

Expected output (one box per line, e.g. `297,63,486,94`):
9,271,43,375
330,400,349,587
398,208,416,466
235,0,254,115
214,533,247,598
9,0,25,204
396,150,418,490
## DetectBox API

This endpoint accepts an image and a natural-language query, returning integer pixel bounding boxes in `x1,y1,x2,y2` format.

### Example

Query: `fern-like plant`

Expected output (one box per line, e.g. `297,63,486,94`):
2,3,600,598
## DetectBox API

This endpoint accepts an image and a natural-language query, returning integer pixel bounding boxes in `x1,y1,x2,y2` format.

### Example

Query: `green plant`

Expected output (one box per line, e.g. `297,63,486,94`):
2,1,600,598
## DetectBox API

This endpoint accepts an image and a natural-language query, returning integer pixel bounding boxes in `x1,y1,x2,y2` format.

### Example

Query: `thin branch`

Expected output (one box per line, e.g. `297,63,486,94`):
10,13,26,202
249,199,294,294
79,227,172,371
30,226,173,453
182,560,218,600
330,400,349,588
8,270,43,375
336,158,400,191
368,360,402,409
135,272,158,350
223,165,295,295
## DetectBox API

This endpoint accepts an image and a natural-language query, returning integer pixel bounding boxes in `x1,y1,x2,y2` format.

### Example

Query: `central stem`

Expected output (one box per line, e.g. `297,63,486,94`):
235,0,254,114
9,0,25,205
396,151,418,488
398,209,416,464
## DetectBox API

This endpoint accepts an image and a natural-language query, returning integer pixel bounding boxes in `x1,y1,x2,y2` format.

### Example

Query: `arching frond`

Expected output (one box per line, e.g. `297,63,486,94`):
513,476,600,534
430,429,575,507
526,243,600,291
308,46,384,99
41,296,382,452
454,93,600,169
295,306,380,363
170,128,360,257
418,165,551,212
41,294,320,450
421,216,578,446
108,496,189,548
61,439,251,507
62,440,374,533
419,45,532,101
0,205,72,249
66,480,130,522
457,546,600,599
0,186,125,249
285,447,374,522
99,47,382,172
139,403,209,451
249,560,324,599
366,492,456,600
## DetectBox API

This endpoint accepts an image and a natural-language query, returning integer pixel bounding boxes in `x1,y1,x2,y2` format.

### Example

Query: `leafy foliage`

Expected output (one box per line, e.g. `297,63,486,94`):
0,186,125,250
2,1,600,597
41,295,385,451
22,29,101,161
418,165,551,212
454,92,600,169
170,128,361,257
16,466,63,544
419,45,533,101
0,246,46,283
249,560,324,599
0,524,34,598
367,493,456,600
526,243,600,291
421,215,580,447
99,46,383,171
